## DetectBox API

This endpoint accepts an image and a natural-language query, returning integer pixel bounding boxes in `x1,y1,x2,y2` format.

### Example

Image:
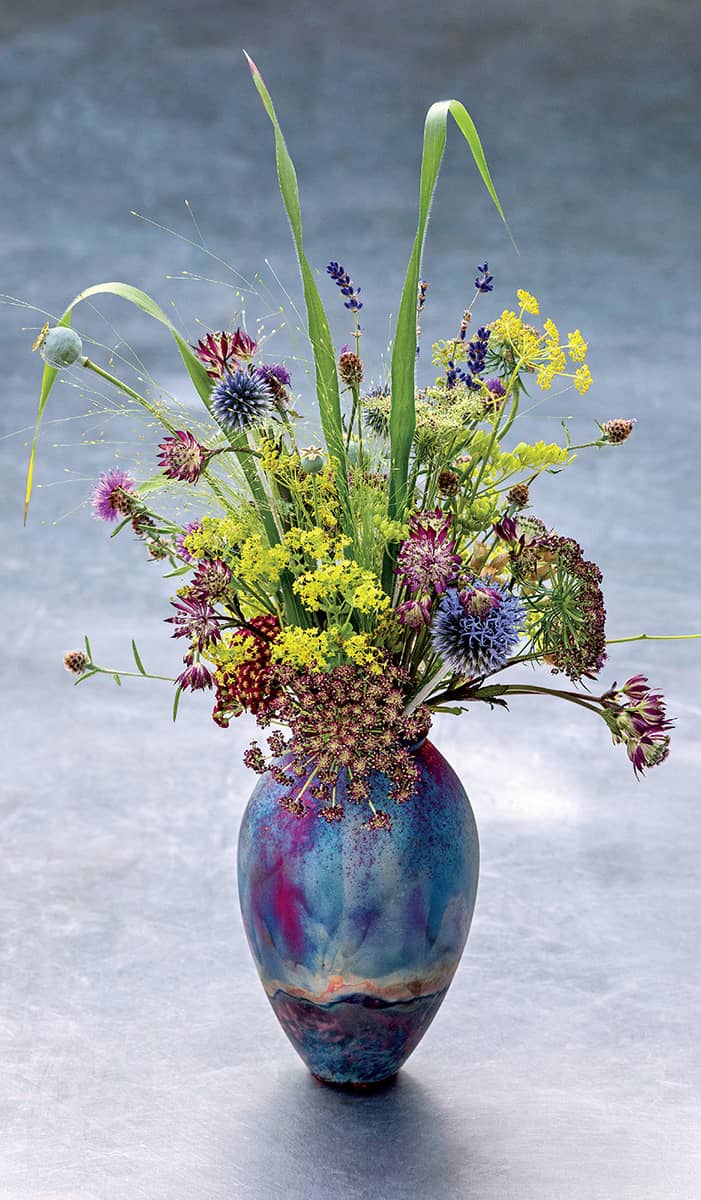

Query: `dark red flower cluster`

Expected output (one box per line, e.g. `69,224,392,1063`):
244,660,432,828
211,614,280,727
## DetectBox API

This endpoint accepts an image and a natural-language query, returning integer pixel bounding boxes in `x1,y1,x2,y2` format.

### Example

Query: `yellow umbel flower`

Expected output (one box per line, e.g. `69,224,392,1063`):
239,534,290,589
567,329,588,362
517,288,540,315
293,559,389,616
341,633,383,674
574,364,593,394
271,627,329,669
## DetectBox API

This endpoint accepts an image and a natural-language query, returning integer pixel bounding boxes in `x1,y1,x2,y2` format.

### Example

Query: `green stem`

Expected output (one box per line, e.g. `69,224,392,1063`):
606,633,701,645
83,358,178,433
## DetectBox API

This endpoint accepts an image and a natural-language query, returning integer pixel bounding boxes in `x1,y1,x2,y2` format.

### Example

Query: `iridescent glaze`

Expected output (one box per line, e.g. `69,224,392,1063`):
237,738,479,1085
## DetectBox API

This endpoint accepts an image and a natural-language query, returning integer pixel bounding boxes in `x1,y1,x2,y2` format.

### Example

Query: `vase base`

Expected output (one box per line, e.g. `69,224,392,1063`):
311,1071,398,1093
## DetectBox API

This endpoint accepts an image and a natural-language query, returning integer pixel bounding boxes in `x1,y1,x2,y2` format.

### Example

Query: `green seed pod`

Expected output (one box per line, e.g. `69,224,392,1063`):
40,327,84,368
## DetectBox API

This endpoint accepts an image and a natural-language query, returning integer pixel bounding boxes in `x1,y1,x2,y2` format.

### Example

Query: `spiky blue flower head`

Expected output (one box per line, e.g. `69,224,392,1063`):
431,579,525,677
211,368,274,432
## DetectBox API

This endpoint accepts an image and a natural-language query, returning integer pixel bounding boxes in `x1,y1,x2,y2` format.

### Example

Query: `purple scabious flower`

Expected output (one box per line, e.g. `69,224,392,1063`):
485,377,506,399
157,431,209,484
165,596,221,651
475,262,494,293
211,368,274,432
176,520,202,564
326,261,363,312
91,468,137,522
396,511,462,596
431,580,525,677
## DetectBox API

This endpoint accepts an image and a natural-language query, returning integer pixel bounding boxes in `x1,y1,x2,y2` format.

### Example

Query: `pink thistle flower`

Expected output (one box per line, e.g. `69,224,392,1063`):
157,431,209,485
91,468,137,522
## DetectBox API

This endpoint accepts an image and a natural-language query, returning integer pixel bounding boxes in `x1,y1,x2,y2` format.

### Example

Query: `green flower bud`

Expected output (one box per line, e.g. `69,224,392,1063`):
40,327,83,368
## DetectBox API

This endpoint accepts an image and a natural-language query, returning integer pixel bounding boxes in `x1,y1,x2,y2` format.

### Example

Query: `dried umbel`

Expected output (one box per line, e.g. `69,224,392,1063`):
437,469,460,496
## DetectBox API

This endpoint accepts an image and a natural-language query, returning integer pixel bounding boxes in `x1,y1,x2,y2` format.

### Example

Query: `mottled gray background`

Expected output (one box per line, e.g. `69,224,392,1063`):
1,1,700,1197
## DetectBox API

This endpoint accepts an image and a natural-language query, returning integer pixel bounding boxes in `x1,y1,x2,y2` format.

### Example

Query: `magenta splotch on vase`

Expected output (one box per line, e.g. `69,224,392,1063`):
237,738,479,1085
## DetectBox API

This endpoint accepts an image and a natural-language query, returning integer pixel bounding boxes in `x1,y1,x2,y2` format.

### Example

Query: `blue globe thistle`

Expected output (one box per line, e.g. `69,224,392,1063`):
431,580,525,677
211,368,274,432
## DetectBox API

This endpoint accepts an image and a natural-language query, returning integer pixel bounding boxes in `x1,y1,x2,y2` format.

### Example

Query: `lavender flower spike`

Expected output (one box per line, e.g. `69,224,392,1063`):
326,261,363,312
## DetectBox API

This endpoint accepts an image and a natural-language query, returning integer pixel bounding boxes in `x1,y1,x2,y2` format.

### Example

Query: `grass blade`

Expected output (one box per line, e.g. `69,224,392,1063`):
244,52,352,540
131,640,146,675
383,99,513,587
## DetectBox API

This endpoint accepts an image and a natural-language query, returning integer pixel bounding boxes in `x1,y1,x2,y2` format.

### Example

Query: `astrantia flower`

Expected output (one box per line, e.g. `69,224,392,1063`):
396,596,433,629
176,659,214,692
91,468,137,522
396,510,461,596
157,431,209,484
194,329,257,378
431,580,525,677
176,520,202,565
601,676,674,778
211,369,274,431
165,596,221,651
189,557,232,602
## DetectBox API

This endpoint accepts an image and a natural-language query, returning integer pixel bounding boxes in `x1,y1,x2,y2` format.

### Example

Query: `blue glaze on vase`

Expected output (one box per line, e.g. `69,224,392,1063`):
237,738,479,1085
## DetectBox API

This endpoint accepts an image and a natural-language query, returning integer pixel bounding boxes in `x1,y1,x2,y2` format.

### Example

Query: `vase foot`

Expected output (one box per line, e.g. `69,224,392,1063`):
311,1071,398,1093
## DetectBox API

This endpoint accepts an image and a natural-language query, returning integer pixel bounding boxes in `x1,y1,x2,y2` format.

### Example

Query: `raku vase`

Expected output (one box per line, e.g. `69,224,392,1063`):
237,738,479,1086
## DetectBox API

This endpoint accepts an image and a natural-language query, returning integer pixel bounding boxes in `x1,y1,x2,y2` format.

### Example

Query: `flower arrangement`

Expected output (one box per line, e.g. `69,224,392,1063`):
26,57,695,830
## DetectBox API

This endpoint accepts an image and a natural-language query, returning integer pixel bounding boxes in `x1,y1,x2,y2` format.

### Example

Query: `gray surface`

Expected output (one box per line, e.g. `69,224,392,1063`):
1,1,700,1197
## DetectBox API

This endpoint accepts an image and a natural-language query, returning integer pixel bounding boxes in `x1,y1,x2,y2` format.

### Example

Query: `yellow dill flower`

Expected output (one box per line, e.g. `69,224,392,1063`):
239,534,288,588
567,329,588,362
536,363,556,390
574,364,593,394
517,288,539,315
183,512,254,561
293,560,388,616
341,633,383,675
271,627,329,669
543,317,559,344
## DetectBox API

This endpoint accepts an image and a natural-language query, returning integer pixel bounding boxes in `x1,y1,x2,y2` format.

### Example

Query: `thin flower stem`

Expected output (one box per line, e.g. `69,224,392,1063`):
606,633,701,645
82,358,178,434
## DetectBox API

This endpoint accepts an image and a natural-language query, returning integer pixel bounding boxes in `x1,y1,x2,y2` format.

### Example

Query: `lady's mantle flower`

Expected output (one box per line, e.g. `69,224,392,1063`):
601,676,673,778
212,369,274,432
396,510,461,596
194,329,258,378
165,596,221,651
431,579,525,677
326,261,363,312
157,431,210,484
91,468,137,522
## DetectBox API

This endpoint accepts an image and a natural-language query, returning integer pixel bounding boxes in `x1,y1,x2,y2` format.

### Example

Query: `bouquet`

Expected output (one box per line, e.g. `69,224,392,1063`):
26,56,691,830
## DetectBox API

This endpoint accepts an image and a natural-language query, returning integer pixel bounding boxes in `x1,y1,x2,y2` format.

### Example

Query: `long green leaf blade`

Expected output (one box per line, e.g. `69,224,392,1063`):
387,99,514,534
244,52,352,539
